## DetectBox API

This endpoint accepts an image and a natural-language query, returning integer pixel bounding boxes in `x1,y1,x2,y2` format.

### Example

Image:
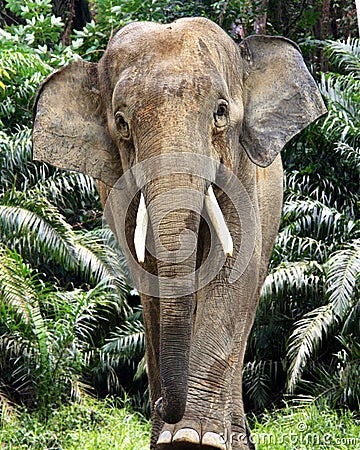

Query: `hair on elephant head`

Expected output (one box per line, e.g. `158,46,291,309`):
33,17,326,450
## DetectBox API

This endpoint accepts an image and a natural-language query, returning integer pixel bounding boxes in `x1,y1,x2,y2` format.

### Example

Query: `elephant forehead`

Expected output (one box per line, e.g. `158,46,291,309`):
109,17,230,57
113,65,216,104
101,18,237,86
106,24,200,69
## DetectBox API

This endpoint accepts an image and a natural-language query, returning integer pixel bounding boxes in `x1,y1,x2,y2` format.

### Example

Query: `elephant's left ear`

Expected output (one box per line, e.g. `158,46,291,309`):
239,35,327,167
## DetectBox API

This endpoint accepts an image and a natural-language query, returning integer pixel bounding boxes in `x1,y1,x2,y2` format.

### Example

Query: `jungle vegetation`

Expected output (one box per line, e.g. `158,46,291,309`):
0,0,359,423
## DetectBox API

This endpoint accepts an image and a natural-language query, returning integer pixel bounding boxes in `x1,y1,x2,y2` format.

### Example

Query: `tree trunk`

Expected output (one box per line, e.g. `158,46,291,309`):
52,0,91,45
313,0,331,71
254,0,269,34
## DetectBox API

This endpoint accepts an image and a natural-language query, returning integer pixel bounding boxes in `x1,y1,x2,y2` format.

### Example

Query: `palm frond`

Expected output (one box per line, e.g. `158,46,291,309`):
0,127,37,194
255,261,324,373
0,245,52,400
30,171,99,211
74,230,128,289
0,192,77,270
75,234,116,284
48,291,98,345
325,38,360,75
0,244,40,323
284,169,357,215
0,49,51,129
243,360,280,410
282,194,355,244
309,335,360,409
88,226,133,287
273,231,327,264
286,304,336,392
320,72,360,143
285,170,339,200
0,252,121,408
133,354,147,381
102,320,145,361
335,142,360,174
0,128,99,214
102,307,145,372
0,392,17,420
100,308,146,389
261,260,324,302
286,239,360,393
324,239,360,325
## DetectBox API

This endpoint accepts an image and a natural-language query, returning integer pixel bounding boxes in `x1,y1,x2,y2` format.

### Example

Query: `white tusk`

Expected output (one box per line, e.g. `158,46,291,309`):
205,185,233,257
134,193,148,263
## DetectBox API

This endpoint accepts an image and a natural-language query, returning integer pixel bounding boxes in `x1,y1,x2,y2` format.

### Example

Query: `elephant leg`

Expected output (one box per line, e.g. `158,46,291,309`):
230,362,256,450
141,294,164,449
157,257,259,450
229,241,278,450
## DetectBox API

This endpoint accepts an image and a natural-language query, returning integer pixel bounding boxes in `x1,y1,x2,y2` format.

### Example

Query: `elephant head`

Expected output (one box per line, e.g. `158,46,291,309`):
33,17,326,448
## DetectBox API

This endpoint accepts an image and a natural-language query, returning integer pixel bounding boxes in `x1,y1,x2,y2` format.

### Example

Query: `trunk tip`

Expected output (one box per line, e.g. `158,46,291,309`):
155,397,185,424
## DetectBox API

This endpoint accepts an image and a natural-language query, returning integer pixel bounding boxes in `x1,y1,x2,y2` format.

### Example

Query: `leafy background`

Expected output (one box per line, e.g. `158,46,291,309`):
0,0,359,428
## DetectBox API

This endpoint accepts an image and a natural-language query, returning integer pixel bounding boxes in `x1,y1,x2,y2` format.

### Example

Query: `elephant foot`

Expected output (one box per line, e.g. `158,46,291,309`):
156,420,234,449
157,428,226,449
156,419,253,449
228,423,256,450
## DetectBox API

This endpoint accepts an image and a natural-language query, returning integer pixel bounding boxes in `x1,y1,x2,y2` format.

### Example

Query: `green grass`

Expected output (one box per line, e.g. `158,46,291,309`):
0,398,150,450
250,403,360,449
0,399,359,449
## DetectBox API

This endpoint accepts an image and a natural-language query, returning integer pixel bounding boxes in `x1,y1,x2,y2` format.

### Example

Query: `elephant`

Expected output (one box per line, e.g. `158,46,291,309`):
32,17,326,450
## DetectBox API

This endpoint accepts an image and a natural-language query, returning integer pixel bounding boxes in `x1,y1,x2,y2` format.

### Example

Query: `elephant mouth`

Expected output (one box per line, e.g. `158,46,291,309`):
133,184,233,264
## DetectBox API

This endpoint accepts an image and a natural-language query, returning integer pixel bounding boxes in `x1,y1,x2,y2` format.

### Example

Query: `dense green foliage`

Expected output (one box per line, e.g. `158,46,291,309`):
0,126,136,415
0,0,359,428
245,37,360,411
0,0,144,416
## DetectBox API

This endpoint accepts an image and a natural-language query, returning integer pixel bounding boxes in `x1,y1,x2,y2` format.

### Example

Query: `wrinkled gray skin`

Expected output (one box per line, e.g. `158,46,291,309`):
33,18,326,449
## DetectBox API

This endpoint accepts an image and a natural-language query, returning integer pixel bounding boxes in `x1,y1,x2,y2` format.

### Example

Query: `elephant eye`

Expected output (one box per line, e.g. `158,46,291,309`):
214,101,228,129
216,104,227,116
115,111,131,139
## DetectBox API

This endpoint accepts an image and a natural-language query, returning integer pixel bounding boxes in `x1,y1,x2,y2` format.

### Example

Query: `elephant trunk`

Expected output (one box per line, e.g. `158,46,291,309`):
145,173,206,424
156,294,193,424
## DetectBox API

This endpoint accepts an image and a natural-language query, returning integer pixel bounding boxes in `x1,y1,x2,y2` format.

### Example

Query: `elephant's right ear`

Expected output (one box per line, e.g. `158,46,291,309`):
33,61,122,186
